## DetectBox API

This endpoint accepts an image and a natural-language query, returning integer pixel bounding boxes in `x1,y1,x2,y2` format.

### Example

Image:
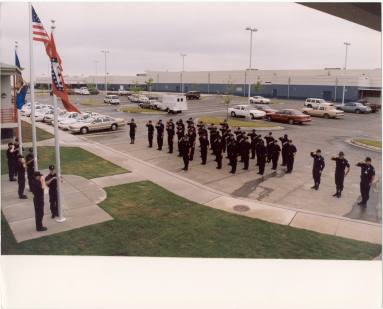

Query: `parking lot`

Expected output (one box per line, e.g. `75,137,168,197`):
34,92,382,223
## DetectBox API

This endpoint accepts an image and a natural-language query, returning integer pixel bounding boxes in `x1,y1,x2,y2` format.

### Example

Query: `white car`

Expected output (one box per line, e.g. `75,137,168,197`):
44,109,67,124
58,112,97,130
34,108,52,122
304,98,331,108
22,103,50,116
228,104,266,119
104,95,120,105
54,112,81,129
138,95,149,103
249,96,271,104
74,87,90,95
68,115,126,134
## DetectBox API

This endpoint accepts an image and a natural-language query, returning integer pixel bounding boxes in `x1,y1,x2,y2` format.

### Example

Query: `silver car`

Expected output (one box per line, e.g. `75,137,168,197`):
335,102,371,114
68,115,125,134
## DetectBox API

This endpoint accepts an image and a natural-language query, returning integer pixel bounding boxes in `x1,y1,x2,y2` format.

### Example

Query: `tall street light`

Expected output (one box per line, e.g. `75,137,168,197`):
245,27,257,99
93,60,99,90
180,53,186,94
341,42,351,104
101,50,110,94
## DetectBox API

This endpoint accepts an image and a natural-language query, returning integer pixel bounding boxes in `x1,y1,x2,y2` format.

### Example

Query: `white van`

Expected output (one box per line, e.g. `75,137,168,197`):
104,95,120,105
304,98,330,108
161,95,188,113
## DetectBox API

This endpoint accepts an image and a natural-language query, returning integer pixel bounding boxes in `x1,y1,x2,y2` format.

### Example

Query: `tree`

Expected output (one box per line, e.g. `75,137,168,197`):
222,79,234,120
252,78,262,94
130,80,141,94
145,78,154,94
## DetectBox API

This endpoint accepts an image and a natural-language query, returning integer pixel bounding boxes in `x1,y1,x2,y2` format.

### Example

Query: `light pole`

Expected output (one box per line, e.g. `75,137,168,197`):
93,60,99,89
101,50,110,94
341,42,351,104
245,27,257,99
180,53,186,94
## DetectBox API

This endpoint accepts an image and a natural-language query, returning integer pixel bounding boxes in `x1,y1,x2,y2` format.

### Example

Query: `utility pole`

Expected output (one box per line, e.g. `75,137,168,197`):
93,60,99,89
341,42,351,105
180,53,186,94
101,50,110,94
245,27,257,99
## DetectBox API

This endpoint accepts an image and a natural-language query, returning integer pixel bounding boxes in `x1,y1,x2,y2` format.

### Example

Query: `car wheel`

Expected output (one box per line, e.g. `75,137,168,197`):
302,111,308,115
324,113,330,119
111,124,117,131
355,109,361,114
307,104,312,108
80,127,88,134
266,116,272,121
250,113,255,120
231,111,236,117
288,119,294,125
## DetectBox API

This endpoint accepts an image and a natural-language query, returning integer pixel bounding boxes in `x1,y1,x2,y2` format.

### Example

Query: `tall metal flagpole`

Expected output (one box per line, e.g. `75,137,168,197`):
28,2,38,170
51,20,65,223
15,41,23,155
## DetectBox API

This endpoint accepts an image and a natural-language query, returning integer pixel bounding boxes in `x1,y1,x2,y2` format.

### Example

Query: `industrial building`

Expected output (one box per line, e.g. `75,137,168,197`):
36,68,382,103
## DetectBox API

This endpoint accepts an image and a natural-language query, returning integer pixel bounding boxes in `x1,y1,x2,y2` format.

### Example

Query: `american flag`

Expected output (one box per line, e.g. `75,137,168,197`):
31,5,52,57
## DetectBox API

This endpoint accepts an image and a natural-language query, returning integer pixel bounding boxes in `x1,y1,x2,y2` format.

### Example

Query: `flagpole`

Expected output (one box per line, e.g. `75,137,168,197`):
28,2,38,170
51,20,66,223
15,41,23,155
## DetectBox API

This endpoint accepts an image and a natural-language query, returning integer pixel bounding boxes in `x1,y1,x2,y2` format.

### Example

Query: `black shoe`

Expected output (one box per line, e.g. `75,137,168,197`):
216,167,221,169
333,193,338,197
10,178,16,182
37,227,48,232
51,214,56,218
311,185,316,189
19,195,28,199
242,168,248,170
357,201,367,206
201,163,206,165
315,186,319,190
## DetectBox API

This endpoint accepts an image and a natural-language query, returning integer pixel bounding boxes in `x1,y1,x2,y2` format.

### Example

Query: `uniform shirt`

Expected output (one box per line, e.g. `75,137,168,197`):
156,123,164,135
146,124,154,135
271,144,281,157
30,178,44,199
127,122,137,134
357,163,375,184
310,153,325,171
287,144,297,157
264,135,274,145
332,157,350,175
241,141,251,155
199,137,209,149
166,122,175,136
279,137,289,148
45,173,57,194
256,143,267,157
16,161,25,179
179,138,191,155
26,153,35,172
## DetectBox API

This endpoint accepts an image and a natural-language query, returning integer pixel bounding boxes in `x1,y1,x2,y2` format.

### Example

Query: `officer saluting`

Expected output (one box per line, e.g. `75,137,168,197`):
127,118,137,144
285,140,297,173
45,165,59,218
279,134,289,166
331,152,350,198
146,120,154,147
156,120,165,150
241,136,251,170
270,139,281,170
247,129,257,159
30,171,47,231
25,148,35,191
166,119,175,153
227,135,239,174
199,134,209,165
16,155,27,199
179,135,191,171
257,140,267,175
356,157,375,207
264,132,274,163
310,149,325,190
176,119,185,157
6,143,17,181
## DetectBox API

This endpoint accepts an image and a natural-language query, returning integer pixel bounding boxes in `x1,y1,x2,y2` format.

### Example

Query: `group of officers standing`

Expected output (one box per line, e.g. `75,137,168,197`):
6,141,59,232
126,116,376,207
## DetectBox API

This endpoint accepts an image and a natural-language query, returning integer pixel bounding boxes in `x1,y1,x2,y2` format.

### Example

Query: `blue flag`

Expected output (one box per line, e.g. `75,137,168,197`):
15,50,28,110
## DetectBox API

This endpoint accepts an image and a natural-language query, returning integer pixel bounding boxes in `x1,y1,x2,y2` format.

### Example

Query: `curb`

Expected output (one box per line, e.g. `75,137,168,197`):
346,139,381,153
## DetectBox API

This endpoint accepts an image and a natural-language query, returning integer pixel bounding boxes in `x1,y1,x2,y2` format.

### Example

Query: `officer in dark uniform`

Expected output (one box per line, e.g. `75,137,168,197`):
127,118,137,144
227,136,239,174
234,127,242,137
247,130,257,159
199,134,209,165
270,139,281,170
166,119,175,153
241,136,251,170
25,148,35,191
186,117,194,127
146,120,154,147
356,157,375,207
155,120,164,150
331,151,350,198
279,134,289,166
179,135,191,171
285,140,297,173
188,125,197,161
215,135,224,169
16,155,27,199
255,134,262,166
264,132,275,163
30,171,47,231
310,149,325,190
6,143,17,181
45,165,59,218
257,140,267,175
208,124,218,153
176,119,185,156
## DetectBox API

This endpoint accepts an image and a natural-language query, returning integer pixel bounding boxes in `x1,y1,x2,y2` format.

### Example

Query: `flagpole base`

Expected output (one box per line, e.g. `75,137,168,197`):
55,217,66,223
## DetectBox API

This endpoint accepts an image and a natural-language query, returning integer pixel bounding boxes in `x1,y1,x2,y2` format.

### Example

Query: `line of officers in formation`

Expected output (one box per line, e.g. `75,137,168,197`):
6,141,58,232
127,117,376,207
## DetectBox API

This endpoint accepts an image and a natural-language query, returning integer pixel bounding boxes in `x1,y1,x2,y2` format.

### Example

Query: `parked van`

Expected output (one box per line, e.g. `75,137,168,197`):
104,95,120,105
161,95,188,113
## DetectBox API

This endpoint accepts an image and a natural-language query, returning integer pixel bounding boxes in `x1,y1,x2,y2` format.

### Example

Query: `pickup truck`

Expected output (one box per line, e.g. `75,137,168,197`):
302,103,344,119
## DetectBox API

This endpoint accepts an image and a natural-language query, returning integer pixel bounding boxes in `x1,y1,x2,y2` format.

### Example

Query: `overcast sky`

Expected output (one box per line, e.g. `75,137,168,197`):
1,1,381,78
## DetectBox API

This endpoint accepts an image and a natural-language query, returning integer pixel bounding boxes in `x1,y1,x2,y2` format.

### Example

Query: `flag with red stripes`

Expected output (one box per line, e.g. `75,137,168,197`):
31,5,52,58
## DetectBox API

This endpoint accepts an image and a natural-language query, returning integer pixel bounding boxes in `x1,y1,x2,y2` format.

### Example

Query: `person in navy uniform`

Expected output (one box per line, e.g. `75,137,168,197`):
25,148,35,191
227,135,239,174
45,165,59,218
331,151,350,198
146,120,154,147
199,134,209,165
166,119,175,153
155,119,164,150
310,149,325,190
257,140,267,175
179,135,191,171
187,125,197,161
127,118,137,144
16,155,27,199
255,134,262,166
285,140,297,173
6,143,17,181
270,139,281,170
247,129,258,159
176,119,185,157
241,136,251,170
264,132,275,163
356,157,375,207
30,171,47,231
279,134,289,166
215,135,224,169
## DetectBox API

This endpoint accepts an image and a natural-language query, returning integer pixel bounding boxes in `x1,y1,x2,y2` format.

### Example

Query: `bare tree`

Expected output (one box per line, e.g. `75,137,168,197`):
222,79,234,120
145,78,154,94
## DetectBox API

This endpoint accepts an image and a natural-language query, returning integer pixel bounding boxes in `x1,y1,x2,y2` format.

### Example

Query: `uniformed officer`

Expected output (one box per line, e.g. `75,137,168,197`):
279,134,289,166
6,143,17,181
247,130,257,159
257,140,267,175
45,165,59,218
255,134,262,166
179,135,191,171
208,124,218,153
166,119,175,153
285,140,297,173
25,148,35,190
146,120,154,147
155,120,165,150
186,117,194,127
234,127,242,137
199,134,209,165
16,155,27,199
227,136,239,174
264,132,275,163
127,118,137,144
270,139,281,170
30,171,47,231
241,136,251,170
310,149,325,190
188,125,197,161
176,119,185,156
215,135,224,169
356,157,375,207
331,151,350,198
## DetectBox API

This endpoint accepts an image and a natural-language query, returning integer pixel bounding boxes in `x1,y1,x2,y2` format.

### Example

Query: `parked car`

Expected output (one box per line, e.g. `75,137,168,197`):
358,99,381,113
104,95,120,105
57,112,82,129
334,102,371,114
266,109,311,125
74,87,90,95
138,95,150,103
118,89,131,96
88,88,100,95
302,103,344,119
68,115,125,134
58,112,99,130
228,104,266,119
304,98,329,108
138,101,152,109
34,108,52,122
249,96,270,104
185,91,201,100
128,94,140,103
252,104,278,116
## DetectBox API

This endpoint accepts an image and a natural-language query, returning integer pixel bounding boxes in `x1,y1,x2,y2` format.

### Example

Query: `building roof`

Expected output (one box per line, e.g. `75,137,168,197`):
0,63,19,76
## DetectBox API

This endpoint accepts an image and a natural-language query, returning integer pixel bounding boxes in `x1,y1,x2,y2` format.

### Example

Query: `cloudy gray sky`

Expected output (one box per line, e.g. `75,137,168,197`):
1,1,381,78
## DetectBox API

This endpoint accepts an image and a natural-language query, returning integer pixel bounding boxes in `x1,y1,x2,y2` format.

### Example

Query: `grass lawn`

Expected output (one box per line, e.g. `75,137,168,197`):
2,181,380,258
17,120,54,143
354,139,382,149
1,146,127,179
121,107,165,114
199,116,277,128
79,98,104,106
